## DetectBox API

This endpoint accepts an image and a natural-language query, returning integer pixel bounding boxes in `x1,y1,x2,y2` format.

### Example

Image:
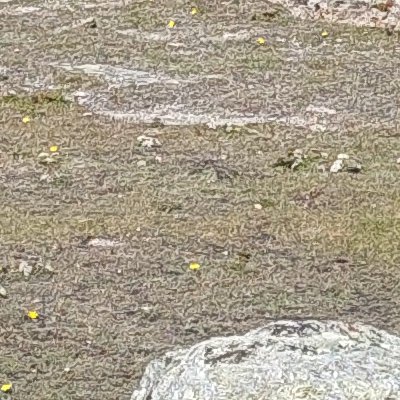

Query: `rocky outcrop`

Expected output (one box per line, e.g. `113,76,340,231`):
269,0,400,32
131,319,400,400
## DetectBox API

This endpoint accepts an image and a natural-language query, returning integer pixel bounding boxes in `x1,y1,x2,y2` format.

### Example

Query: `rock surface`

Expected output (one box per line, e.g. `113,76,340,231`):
3,1,400,132
131,319,400,400
272,0,400,32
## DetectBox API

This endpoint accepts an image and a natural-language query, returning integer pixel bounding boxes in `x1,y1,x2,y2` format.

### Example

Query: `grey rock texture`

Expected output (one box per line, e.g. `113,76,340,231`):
131,320,400,400
271,0,400,32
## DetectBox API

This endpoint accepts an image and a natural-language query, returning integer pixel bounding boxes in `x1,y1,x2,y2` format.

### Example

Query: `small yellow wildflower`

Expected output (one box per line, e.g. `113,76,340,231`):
49,145,59,153
22,116,31,124
168,20,176,28
257,37,266,45
189,262,200,271
1,383,12,393
321,30,329,37
191,7,198,15
27,310,39,320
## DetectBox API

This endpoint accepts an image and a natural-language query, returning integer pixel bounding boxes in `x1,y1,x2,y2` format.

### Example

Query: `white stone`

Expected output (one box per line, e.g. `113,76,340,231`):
0,285,7,298
131,320,400,400
44,263,54,273
330,159,343,173
19,261,32,277
86,237,120,247
293,148,303,158
40,173,51,182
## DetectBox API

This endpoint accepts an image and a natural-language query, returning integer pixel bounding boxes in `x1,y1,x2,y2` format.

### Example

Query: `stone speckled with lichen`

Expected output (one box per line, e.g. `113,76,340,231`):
131,320,400,400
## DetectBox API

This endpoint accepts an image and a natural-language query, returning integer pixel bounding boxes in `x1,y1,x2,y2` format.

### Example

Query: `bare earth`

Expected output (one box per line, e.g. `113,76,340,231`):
0,0,400,399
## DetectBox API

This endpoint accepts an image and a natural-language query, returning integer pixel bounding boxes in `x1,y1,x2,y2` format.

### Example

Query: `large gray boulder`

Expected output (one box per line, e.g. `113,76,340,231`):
131,320,400,400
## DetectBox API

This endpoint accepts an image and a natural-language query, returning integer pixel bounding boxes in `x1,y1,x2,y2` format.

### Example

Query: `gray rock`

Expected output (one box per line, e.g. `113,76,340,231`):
131,320,400,400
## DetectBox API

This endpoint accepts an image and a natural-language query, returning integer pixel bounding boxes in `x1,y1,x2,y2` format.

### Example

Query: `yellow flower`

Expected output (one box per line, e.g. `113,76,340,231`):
27,310,39,320
49,145,59,153
257,37,266,45
168,20,176,28
321,30,329,37
1,383,12,393
189,262,200,271
191,7,198,15
22,116,31,124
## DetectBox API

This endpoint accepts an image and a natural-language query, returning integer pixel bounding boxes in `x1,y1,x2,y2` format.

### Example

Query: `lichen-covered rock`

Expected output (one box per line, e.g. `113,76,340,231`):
269,0,400,32
131,320,400,400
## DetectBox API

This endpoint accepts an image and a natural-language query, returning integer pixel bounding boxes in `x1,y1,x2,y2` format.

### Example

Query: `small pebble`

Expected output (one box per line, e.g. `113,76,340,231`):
254,203,263,210
19,261,32,277
346,160,362,173
39,173,51,182
44,263,54,273
137,135,161,148
330,159,344,173
337,153,349,160
137,160,147,167
293,149,303,158
0,285,7,298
